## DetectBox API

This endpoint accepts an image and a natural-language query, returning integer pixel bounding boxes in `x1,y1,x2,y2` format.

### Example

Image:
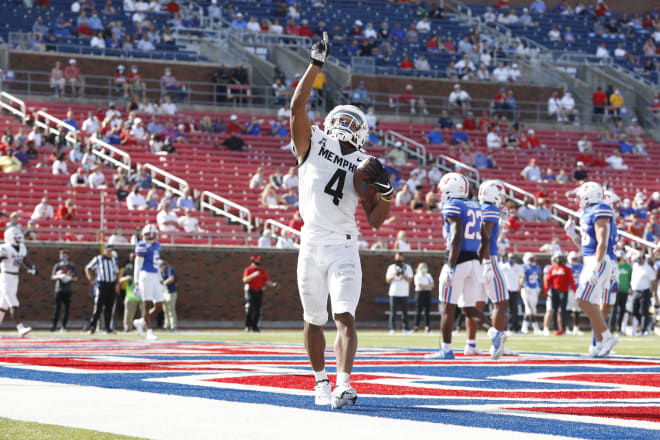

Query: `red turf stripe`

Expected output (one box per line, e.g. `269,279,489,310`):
508,406,660,423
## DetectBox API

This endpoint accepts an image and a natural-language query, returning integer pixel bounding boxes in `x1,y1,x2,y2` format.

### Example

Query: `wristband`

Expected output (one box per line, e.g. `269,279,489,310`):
379,194,393,203
311,59,324,67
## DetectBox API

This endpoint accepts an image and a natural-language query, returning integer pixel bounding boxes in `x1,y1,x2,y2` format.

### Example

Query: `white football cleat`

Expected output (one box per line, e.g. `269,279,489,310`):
331,384,357,409
490,345,516,356
598,334,618,357
18,326,32,337
146,329,158,341
133,318,145,336
464,345,482,355
314,380,332,405
584,344,601,358
542,328,550,336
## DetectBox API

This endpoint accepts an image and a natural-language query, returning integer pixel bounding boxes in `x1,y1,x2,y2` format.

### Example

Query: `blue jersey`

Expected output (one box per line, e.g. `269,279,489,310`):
607,221,618,260
442,198,482,253
135,241,161,273
523,264,542,289
568,263,583,288
480,203,500,256
579,203,614,257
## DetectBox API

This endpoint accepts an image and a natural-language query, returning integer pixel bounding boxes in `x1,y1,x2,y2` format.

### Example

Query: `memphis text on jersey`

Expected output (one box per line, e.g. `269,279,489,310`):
318,139,358,173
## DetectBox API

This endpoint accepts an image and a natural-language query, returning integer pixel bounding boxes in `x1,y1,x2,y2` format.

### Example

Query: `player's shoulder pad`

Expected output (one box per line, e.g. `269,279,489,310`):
481,203,500,222
442,198,463,217
593,202,613,219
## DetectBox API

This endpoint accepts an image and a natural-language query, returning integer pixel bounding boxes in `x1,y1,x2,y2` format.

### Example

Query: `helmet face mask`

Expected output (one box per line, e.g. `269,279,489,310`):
438,172,469,202
4,227,22,247
478,179,505,208
324,105,369,150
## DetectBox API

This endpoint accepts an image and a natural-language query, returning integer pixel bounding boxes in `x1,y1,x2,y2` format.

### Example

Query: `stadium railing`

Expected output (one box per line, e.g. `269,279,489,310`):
144,163,190,199
90,136,132,173
200,191,253,232
263,218,301,240
33,110,77,146
0,91,26,123
384,131,427,166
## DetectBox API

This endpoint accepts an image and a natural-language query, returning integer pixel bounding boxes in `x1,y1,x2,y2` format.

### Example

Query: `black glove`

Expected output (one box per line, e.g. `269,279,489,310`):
310,31,329,67
363,158,393,197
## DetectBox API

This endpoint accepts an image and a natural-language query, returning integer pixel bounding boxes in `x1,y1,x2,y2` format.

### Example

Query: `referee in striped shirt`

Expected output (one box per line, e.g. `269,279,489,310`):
85,245,119,334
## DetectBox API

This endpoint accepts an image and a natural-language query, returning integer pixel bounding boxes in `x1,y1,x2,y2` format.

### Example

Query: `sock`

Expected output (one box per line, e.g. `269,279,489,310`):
336,372,350,385
16,322,24,330
466,339,476,348
313,369,328,382
602,329,612,340
591,330,596,347
487,327,498,339
441,343,452,352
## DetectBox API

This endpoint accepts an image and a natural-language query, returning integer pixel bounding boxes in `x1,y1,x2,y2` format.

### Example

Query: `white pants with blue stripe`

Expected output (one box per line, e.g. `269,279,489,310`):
577,256,613,305
440,260,482,307
481,256,509,304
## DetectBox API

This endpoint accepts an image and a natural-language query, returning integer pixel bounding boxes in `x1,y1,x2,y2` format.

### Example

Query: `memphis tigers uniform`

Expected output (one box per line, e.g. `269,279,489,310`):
439,198,483,307
295,125,369,326
577,203,615,304
135,241,163,302
567,262,583,312
521,263,542,316
480,203,508,303
0,243,27,308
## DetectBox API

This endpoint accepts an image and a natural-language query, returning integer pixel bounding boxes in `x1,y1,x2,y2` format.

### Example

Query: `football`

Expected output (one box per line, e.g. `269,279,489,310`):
353,157,379,202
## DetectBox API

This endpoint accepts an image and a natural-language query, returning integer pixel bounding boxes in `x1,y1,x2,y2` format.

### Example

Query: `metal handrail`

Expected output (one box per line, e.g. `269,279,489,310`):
34,110,77,146
435,153,480,182
90,136,131,172
263,219,301,238
0,92,26,123
143,163,189,198
502,181,537,206
200,190,252,231
385,130,427,166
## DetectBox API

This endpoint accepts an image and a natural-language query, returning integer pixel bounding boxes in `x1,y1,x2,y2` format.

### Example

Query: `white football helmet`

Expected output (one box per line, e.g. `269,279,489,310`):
142,224,159,243
438,172,469,202
324,105,369,150
478,179,506,208
4,227,23,247
603,189,620,207
574,181,604,209
567,251,580,264
522,252,536,265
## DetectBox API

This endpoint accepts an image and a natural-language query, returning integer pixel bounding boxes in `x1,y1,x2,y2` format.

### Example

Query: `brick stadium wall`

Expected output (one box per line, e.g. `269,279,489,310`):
13,243,457,328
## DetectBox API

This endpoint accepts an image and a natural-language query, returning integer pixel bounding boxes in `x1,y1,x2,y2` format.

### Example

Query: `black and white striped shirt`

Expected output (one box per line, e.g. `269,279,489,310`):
85,255,119,283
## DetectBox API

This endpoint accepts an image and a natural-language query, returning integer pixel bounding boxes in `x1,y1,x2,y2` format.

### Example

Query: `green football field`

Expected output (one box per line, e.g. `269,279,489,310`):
17,329,660,357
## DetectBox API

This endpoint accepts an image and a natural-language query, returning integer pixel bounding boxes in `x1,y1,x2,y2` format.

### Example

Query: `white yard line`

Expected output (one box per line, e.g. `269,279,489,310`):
0,378,575,440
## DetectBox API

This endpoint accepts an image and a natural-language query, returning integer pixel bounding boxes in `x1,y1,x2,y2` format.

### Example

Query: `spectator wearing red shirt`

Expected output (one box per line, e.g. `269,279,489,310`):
427,35,439,52
64,59,83,96
288,210,304,232
54,199,76,221
400,55,414,70
477,111,493,131
595,1,608,16
495,0,511,11
242,255,279,332
226,115,243,135
166,0,180,13
462,112,476,130
506,208,521,232
527,129,541,148
535,183,548,202
299,19,313,37
518,132,531,149
76,20,94,38
544,253,576,335
592,86,608,119
285,19,300,35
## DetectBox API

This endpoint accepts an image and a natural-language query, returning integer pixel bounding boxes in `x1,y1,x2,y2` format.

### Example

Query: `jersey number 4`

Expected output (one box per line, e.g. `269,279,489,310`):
324,169,346,206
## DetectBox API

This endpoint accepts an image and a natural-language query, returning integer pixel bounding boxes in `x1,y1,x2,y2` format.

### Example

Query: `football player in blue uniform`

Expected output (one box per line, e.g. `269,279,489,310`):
132,224,162,341
425,173,497,360
563,182,618,357
566,251,583,335
520,252,542,335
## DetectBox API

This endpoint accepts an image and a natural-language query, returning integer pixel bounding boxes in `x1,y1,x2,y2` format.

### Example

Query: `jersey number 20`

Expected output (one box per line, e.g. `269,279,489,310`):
324,169,346,206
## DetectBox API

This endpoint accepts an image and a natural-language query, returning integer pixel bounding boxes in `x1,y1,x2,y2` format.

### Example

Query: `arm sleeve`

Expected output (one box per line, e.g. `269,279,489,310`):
85,257,98,271
405,265,414,278
385,265,395,279
262,269,269,282
568,268,576,291
133,256,144,282
135,242,147,256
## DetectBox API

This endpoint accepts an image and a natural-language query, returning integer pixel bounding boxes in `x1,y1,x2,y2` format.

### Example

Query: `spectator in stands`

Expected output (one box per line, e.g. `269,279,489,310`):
401,84,427,115
399,54,414,70
547,92,564,122
540,237,562,254
647,192,660,215
161,68,185,101
448,84,470,114
553,168,568,184
221,132,246,152
393,231,411,251
82,111,99,135
572,161,588,183
462,112,477,130
260,184,285,209
451,124,470,146
271,118,289,137
160,95,177,116
130,164,152,190
414,54,431,72
508,64,522,82
474,151,496,169
52,152,67,175
77,19,94,38
89,165,106,189
424,192,439,212
605,149,627,170
633,136,647,155
30,197,54,222
619,134,634,154
408,190,424,212
596,41,609,58
268,167,284,190
53,199,75,222
395,184,412,207
455,55,476,80
49,61,66,97
437,110,453,129
175,188,195,211
519,8,537,26
69,167,88,188
592,86,608,121
416,16,431,34
626,213,644,237
64,59,83,97
486,126,502,148
490,63,507,83
230,12,246,30
405,24,418,42
520,158,541,182
157,203,180,233
577,134,592,153
421,123,443,145
282,167,298,190
548,24,562,41
626,118,644,138
178,208,202,233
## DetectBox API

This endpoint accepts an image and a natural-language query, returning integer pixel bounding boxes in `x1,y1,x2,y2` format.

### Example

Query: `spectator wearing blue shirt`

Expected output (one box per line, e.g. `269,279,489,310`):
619,135,633,154
88,13,103,31
457,36,473,54
54,17,72,35
451,123,469,145
474,151,496,169
438,110,454,129
425,123,444,145
63,110,78,131
347,40,359,57
350,81,369,107
520,158,542,182
271,119,289,137
231,12,247,30
176,188,195,211
619,199,634,218
529,0,546,13
13,146,29,167
245,117,262,136
69,144,83,162
130,164,152,190
390,23,405,40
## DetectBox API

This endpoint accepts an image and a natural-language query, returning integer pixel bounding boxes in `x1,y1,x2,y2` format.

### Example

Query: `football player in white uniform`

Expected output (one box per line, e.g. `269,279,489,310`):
290,32,393,409
0,227,37,336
